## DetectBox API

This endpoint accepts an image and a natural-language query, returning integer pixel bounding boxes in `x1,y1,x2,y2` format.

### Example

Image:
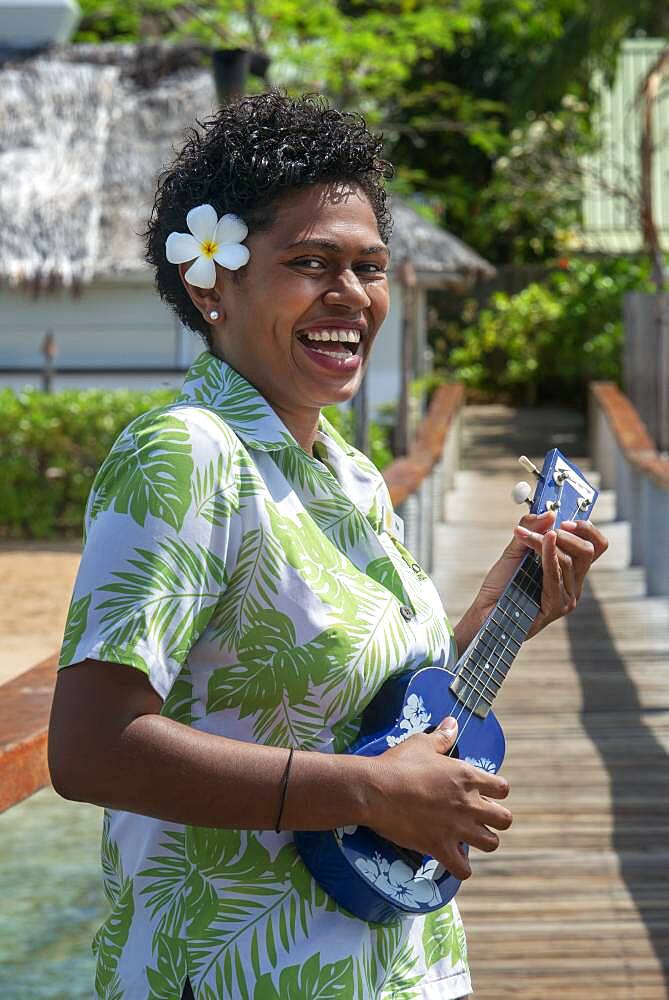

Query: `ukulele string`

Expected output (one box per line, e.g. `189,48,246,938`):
449,586,530,741
448,565,537,756
448,498,587,754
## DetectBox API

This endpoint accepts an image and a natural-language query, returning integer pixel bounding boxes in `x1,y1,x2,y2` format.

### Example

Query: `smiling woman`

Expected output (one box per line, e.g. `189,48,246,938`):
178,183,392,443
48,92,505,1000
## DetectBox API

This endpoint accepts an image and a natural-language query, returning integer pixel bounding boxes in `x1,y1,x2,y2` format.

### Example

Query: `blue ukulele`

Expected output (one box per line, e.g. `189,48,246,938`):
295,449,598,924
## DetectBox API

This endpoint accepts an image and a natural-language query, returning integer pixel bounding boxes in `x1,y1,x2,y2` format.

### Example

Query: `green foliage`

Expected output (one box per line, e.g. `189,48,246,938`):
321,404,393,472
448,256,654,403
0,386,176,539
471,100,597,262
75,0,476,117
0,389,392,539
72,0,663,266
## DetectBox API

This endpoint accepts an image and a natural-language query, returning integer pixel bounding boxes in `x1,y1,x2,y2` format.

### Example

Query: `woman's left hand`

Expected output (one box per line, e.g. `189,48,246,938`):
470,510,609,641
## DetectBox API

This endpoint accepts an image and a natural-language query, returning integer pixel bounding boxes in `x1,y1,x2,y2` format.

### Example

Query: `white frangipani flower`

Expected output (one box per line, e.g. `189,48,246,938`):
165,204,250,288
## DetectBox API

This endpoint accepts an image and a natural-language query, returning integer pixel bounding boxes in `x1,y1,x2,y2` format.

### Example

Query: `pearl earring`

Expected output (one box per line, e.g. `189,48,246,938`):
209,310,219,321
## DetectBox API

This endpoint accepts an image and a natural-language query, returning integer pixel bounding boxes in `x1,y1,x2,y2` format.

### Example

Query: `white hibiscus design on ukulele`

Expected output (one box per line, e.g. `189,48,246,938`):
386,692,432,746
334,824,358,842
464,756,497,772
355,853,442,908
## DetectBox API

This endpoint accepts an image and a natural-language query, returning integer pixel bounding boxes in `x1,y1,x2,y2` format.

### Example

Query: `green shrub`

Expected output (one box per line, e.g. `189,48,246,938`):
0,387,178,539
448,256,654,403
1,390,393,539
322,404,394,472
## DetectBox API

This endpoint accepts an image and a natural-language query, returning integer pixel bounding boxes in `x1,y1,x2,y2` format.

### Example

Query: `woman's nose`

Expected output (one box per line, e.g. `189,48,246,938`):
322,270,371,308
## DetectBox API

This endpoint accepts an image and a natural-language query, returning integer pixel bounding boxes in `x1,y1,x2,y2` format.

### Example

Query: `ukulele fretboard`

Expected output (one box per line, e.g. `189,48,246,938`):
449,552,543,718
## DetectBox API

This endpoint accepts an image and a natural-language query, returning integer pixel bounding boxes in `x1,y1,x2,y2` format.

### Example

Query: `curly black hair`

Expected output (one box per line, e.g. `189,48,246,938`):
145,91,394,341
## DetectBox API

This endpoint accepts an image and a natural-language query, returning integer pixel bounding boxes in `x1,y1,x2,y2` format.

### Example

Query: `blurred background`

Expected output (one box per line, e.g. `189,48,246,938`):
0,2,668,997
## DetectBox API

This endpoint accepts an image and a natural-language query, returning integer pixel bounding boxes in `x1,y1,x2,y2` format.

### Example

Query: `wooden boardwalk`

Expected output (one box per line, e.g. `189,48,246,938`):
434,406,669,1000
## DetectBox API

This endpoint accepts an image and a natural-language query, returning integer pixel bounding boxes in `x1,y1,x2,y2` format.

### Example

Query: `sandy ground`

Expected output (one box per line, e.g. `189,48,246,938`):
0,542,82,684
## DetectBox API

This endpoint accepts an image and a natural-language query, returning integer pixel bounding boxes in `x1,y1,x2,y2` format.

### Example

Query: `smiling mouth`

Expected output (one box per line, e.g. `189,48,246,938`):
296,328,362,358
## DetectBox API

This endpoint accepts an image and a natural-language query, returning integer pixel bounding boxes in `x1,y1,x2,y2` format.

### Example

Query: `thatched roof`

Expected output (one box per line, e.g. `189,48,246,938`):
390,201,495,286
0,42,494,290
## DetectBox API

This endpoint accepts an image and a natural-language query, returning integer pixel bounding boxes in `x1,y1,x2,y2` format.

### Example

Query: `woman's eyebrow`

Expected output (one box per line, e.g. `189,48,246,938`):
285,238,389,257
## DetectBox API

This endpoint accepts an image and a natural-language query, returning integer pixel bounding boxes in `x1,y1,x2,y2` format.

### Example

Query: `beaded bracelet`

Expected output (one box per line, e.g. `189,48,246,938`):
274,747,294,833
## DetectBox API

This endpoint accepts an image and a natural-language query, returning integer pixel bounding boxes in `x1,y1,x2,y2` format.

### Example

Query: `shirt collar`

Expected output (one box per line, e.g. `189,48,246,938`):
177,351,300,452
177,351,385,516
177,351,361,456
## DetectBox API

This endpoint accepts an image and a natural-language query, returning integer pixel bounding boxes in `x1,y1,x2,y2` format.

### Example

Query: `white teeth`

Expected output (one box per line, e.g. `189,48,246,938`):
300,328,361,344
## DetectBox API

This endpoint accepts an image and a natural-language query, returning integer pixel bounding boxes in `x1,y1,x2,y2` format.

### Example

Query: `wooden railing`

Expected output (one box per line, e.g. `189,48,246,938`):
0,655,57,813
0,383,465,813
384,383,464,571
589,381,669,595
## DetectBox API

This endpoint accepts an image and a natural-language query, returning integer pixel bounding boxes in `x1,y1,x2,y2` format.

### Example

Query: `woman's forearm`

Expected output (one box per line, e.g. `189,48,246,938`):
52,704,374,832
49,661,513,877
49,660,375,830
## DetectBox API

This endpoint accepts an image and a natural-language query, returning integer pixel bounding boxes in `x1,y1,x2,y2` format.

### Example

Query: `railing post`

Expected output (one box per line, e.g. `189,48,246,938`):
589,381,669,596
401,494,420,558
644,476,669,595
420,473,432,572
616,451,645,566
589,388,617,490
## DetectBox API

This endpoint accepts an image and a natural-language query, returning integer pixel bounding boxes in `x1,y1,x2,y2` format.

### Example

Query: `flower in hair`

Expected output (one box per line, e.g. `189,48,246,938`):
165,204,250,288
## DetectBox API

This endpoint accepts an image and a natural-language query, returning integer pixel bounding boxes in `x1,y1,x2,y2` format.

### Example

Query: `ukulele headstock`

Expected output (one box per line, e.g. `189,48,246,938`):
513,449,598,528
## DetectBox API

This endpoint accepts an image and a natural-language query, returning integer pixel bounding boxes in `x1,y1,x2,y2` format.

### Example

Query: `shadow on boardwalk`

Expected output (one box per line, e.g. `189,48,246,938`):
568,582,669,992
451,403,669,997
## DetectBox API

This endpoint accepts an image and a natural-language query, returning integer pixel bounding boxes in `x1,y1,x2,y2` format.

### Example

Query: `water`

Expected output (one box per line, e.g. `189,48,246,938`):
0,788,105,998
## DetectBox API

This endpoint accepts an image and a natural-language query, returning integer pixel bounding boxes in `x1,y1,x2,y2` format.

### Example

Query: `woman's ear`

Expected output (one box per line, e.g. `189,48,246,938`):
178,262,225,324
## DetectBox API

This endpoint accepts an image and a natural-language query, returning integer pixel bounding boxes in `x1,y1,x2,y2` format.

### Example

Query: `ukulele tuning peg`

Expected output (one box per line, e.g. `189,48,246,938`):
518,455,541,478
512,481,533,505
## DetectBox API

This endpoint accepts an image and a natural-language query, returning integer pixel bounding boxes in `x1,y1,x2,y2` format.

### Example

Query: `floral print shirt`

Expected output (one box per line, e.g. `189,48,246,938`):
58,351,471,1000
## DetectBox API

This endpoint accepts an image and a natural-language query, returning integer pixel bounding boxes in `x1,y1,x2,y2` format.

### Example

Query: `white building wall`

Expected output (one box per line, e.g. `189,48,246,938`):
364,278,403,418
0,279,203,391
1,277,407,407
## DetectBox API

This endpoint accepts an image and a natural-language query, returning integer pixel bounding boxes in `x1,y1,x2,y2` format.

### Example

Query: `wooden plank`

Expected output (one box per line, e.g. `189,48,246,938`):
439,405,669,999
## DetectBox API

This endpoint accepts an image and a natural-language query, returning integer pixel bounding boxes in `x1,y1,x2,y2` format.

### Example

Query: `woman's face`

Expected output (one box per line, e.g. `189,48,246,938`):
205,183,390,427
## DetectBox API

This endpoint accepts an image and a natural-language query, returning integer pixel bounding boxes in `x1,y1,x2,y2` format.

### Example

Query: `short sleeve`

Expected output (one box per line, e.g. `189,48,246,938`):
58,405,240,699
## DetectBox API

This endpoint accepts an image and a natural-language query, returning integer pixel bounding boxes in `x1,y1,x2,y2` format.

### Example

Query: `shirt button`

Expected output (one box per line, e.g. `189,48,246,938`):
399,605,414,621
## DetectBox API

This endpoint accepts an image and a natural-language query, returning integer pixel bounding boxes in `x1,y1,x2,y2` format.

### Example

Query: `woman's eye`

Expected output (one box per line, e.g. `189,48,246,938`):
290,258,387,274
356,263,387,274
293,258,324,269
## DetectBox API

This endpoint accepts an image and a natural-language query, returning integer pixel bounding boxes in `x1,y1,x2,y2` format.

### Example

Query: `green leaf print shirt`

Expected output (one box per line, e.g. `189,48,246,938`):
59,352,471,1000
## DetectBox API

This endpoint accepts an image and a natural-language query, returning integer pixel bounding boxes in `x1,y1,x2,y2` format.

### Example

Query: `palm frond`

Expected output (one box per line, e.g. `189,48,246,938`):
306,495,370,550
324,599,411,723
95,538,226,660
253,690,325,749
209,525,283,650
146,932,189,1000
91,410,194,530
272,448,335,495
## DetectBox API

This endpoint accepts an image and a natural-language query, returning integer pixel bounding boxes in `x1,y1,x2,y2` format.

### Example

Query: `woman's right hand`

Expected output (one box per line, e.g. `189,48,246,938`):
364,716,512,881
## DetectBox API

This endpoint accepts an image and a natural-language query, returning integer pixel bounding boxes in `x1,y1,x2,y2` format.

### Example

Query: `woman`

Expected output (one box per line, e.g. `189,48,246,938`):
49,92,605,1000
